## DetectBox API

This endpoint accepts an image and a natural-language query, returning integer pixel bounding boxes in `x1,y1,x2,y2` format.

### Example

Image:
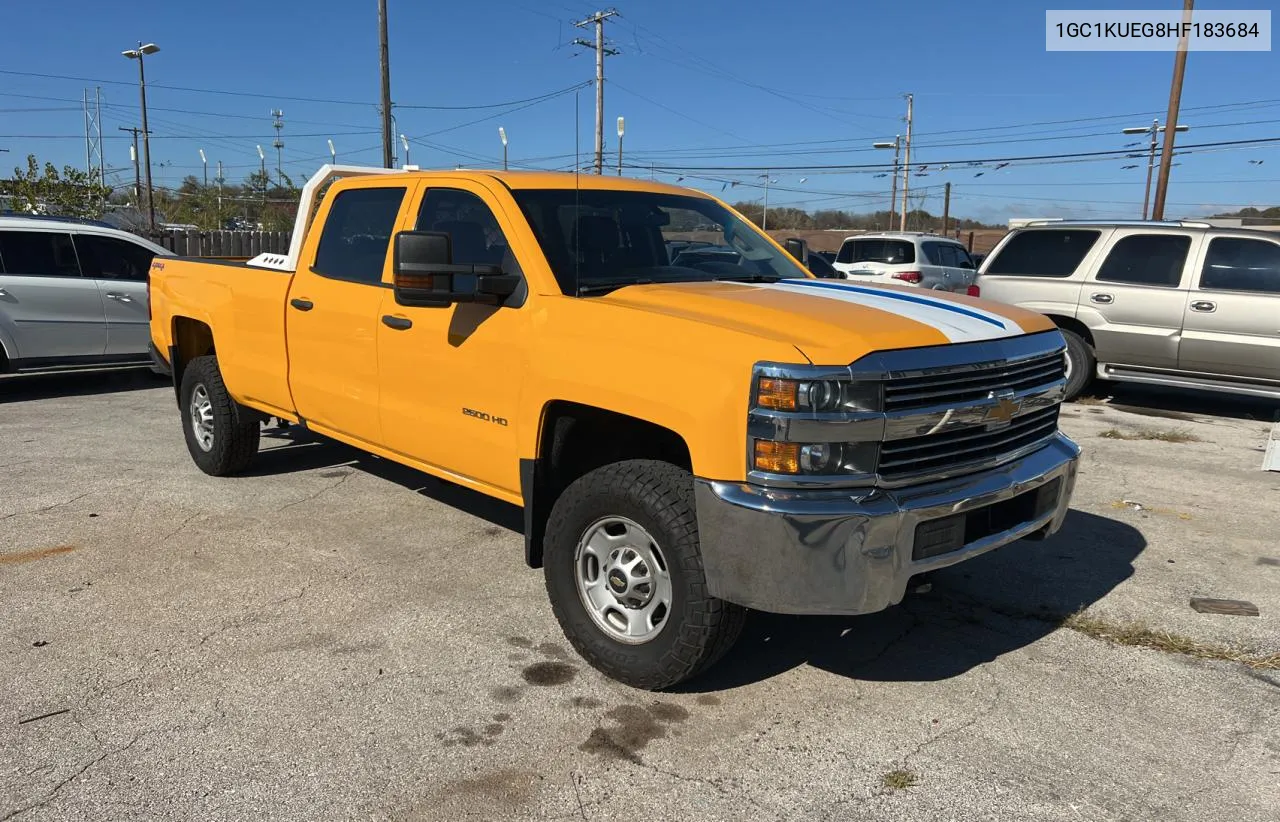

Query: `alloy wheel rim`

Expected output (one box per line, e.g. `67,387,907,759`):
189,384,215,452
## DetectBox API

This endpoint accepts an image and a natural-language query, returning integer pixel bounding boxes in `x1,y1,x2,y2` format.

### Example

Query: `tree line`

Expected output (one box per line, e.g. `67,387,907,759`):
729,202,1000,231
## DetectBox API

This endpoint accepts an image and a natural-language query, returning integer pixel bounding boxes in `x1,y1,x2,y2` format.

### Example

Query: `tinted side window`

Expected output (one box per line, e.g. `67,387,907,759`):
1095,234,1190,287
985,229,1100,277
921,242,943,265
75,235,156,281
0,231,81,277
416,188,510,268
1200,238,1280,294
313,187,407,283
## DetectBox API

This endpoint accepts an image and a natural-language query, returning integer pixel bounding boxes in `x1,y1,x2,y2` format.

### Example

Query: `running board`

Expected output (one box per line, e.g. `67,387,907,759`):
1097,363,1280,402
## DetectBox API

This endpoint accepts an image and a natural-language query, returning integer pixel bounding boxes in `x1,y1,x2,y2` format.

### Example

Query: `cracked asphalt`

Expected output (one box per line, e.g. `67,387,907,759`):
2,369,1278,821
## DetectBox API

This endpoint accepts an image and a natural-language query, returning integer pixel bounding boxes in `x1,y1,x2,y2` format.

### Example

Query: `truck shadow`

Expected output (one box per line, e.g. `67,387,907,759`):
679,509,1145,692
246,425,524,532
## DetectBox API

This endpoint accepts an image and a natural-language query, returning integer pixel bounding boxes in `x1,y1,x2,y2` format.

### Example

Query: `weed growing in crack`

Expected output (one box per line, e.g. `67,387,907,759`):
881,768,919,792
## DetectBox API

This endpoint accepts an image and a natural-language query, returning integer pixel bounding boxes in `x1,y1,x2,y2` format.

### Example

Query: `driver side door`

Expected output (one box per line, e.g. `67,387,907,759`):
377,179,533,499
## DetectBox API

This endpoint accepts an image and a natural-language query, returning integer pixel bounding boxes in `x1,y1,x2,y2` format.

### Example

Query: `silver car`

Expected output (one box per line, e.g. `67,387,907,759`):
0,217,172,373
973,220,1280,401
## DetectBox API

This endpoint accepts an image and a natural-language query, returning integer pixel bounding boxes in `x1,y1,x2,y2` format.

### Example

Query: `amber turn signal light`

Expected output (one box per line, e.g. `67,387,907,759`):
756,377,798,411
754,440,800,474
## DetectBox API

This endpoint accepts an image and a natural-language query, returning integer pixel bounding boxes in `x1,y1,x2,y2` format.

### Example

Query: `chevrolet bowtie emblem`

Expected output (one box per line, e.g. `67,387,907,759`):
983,390,1021,426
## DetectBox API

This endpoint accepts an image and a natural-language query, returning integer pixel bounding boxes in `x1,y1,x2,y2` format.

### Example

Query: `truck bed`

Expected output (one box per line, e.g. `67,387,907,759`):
150,256,297,418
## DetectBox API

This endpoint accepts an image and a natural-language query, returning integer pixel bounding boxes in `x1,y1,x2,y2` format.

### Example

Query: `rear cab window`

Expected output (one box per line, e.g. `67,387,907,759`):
1199,237,1280,294
312,186,407,284
1095,234,1191,287
0,231,82,277
837,238,915,265
984,229,1100,277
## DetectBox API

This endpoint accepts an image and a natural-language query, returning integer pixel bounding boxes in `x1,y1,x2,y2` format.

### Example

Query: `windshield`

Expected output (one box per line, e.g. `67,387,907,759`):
509,189,810,295
837,238,916,265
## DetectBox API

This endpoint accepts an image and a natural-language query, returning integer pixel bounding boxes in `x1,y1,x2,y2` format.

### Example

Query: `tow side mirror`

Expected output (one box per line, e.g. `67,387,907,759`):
392,230,519,308
783,237,808,265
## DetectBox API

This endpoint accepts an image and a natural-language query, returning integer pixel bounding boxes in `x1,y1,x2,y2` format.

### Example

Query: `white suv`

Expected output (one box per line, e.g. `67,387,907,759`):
833,232,978,292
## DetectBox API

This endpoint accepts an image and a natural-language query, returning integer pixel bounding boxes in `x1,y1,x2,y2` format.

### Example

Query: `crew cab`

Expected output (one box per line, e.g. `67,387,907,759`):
148,166,1080,689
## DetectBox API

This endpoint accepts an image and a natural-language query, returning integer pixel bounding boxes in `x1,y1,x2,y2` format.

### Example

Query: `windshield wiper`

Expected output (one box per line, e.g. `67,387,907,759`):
576,278,655,296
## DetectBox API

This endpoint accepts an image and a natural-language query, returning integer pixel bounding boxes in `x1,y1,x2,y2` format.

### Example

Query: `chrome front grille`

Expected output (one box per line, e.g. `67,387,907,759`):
748,331,1070,489
883,350,1066,412
879,405,1061,481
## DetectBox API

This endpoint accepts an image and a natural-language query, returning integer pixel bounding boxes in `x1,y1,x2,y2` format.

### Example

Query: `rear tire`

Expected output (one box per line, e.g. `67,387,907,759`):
1061,328,1096,402
179,355,260,476
544,459,745,690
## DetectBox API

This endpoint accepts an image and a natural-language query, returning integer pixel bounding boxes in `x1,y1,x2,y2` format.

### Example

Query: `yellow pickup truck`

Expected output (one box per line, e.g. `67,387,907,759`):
148,165,1079,689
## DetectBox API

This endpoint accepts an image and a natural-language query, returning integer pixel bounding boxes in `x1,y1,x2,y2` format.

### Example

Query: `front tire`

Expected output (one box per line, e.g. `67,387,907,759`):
544,460,745,690
179,355,260,476
1060,328,1096,402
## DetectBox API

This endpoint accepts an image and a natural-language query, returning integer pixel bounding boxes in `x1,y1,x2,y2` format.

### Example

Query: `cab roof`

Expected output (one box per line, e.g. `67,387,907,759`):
356,168,705,196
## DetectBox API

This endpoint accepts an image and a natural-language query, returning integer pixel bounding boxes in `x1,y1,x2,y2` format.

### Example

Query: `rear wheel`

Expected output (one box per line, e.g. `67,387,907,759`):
1061,328,1096,402
544,459,745,690
179,355,260,476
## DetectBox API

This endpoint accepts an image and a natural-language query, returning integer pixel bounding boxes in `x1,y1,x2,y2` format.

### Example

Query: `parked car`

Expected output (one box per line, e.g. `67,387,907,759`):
833,232,977,291
0,216,172,373
973,219,1280,401
149,166,1078,690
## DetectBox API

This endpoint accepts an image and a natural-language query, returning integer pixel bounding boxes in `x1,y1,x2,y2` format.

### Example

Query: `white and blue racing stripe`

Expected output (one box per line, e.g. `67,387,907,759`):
759,278,1023,343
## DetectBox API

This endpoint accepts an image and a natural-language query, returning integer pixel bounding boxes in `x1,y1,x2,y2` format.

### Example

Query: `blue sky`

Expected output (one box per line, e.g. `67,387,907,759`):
1,0,1276,222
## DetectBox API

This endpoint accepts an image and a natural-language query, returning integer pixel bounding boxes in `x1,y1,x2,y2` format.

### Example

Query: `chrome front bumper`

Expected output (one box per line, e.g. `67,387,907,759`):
694,433,1080,615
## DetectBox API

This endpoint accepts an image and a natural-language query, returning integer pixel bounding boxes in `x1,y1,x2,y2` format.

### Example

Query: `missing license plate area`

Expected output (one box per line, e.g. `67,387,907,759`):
913,478,1062,561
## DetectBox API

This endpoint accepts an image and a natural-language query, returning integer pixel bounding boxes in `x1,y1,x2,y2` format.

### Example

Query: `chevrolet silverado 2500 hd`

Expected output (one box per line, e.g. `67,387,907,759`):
148,165,1080,689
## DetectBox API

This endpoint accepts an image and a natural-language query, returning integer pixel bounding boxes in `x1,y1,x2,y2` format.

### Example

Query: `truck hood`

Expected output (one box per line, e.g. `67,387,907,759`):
596,278,1055,364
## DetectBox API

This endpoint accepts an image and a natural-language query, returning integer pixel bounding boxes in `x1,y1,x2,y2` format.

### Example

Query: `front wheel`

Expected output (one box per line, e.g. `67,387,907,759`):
1060,328,1096,402
179,355,260,476
544,460,745,690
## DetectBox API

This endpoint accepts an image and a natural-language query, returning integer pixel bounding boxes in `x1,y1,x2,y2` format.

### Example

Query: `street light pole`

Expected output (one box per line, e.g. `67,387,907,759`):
400,134,410,167
616,116,625,176
328,139,336,165
122,42,160,232
498,127,508,170
899,93,914,231
1123,120,1189,219
874,137,901,230
199,148,207,187
1152,0,1194,220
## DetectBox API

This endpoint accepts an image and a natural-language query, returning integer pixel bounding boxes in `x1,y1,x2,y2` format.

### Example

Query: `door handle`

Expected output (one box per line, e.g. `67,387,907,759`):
1089,293,1114,305
290,298,314,311
1190,300,1216,313
106,291,133,303
381,315,413,330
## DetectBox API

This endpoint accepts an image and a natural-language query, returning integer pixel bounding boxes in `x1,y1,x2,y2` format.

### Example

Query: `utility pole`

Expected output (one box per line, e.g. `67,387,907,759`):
378,0,394,169
573,9,619,175
941,182,951,236
899,93,914,231
874,137,901,230
215,160,224,224
118,126,142,206
1152,0,1194,220
760,172,773,231
271,109,285,184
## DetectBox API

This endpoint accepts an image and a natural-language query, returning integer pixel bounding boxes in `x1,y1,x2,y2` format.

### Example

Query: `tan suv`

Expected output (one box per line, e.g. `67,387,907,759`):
973,220,1280,401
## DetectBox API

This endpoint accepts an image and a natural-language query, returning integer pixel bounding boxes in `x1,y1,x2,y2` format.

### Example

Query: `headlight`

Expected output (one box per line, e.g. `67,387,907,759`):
752,439,878,476
754,376,880,413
